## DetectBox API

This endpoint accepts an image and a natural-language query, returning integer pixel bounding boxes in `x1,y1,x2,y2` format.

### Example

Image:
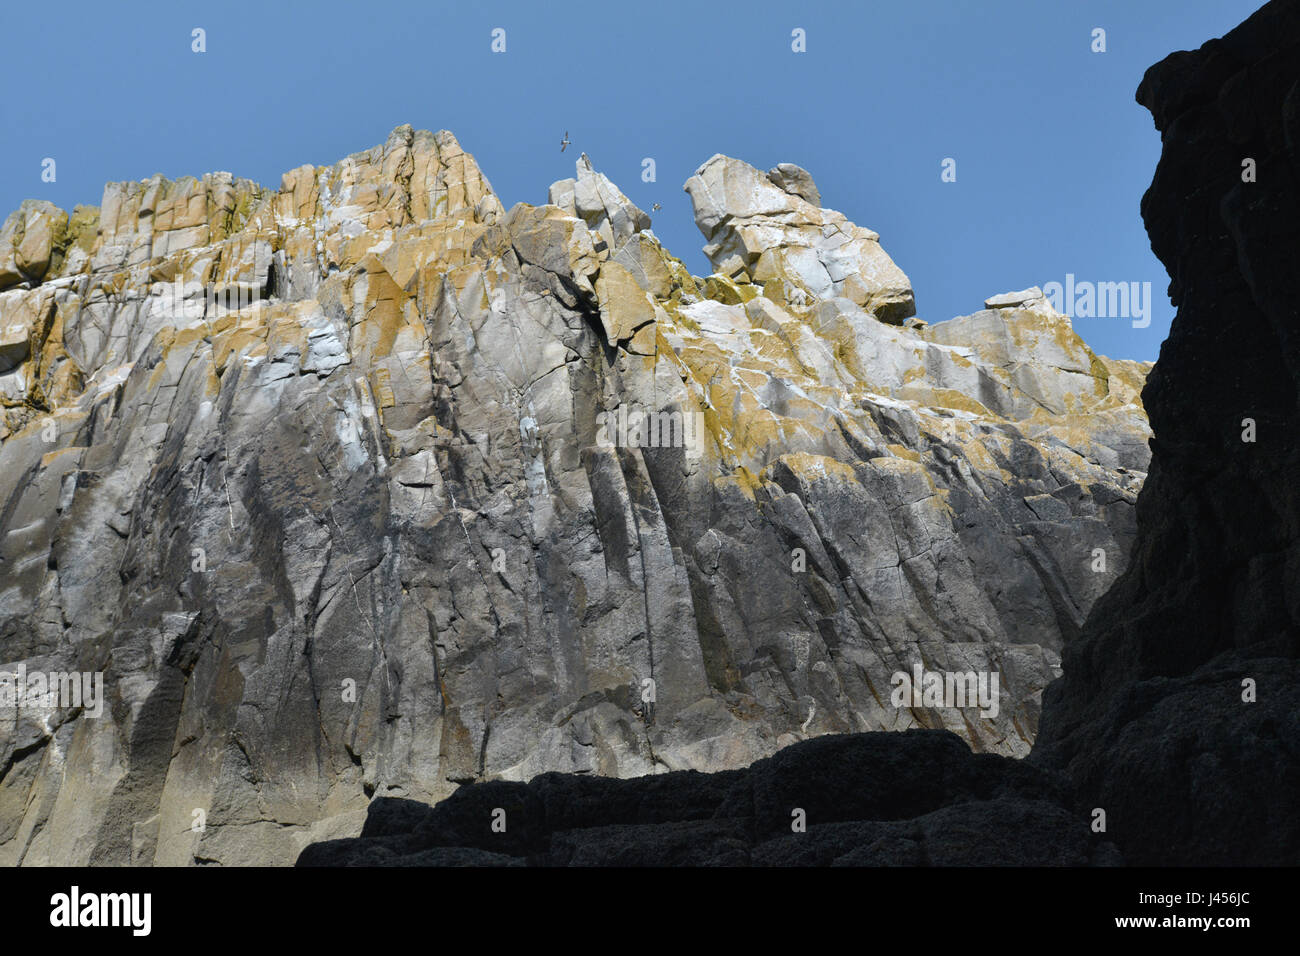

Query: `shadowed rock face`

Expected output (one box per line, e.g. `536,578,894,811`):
1033,0,1300,866
0,122,1152,861
297,731,1120,867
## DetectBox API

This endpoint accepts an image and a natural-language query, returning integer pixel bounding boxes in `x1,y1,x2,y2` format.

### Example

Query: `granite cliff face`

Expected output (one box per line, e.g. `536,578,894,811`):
0,123,1151,865
306,0,1300,866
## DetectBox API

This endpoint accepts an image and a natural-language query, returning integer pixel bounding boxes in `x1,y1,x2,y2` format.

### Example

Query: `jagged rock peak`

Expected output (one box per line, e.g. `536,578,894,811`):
765,163,821,207
984,287,1044,310
684,154,915,323
0,125,503,297
547,153,652,254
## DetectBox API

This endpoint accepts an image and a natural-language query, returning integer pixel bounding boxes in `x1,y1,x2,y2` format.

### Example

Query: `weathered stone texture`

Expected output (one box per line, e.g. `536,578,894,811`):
0,122,1150,865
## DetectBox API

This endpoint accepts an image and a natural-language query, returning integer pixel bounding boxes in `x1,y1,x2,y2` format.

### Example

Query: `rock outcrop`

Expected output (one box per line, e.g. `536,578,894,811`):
301,0,1299,869
0,121,1151,865
1033,0,1300,866
685,155,916,322
301,0,1300,866
298,731,1120,866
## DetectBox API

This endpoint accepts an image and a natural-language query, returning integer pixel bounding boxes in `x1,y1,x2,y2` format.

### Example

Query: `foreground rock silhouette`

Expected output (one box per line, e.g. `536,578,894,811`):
299,0,1300,867
298,730,1118,866
1031,0,1300,866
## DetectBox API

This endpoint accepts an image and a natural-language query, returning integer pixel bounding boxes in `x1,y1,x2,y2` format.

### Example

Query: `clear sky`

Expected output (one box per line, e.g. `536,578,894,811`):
1,0,1264,362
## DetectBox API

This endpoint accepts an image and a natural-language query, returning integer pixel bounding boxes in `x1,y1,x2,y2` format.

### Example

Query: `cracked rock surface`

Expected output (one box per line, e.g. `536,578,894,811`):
305,0,1299,869
300,0,1300,866
0,122,1150,865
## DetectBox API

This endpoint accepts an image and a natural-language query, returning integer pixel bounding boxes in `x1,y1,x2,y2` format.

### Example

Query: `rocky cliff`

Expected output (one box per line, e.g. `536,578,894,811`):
0,121,1151,865
303,0,1300,867
1033,0,1300,866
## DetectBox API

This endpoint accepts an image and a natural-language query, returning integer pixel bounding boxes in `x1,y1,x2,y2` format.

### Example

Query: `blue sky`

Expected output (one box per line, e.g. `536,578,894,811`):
1,0,1263,362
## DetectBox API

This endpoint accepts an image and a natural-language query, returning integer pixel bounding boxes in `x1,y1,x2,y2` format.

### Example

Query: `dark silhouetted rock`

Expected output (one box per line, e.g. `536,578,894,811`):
297,731,1118,866
1035,0,1300,866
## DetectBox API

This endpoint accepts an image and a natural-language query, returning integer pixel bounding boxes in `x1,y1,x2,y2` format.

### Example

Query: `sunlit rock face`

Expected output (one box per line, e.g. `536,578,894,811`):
0,124,1149,865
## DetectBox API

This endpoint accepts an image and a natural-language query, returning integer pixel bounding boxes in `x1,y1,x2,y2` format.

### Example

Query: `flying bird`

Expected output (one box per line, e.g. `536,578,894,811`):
560,131,570,153
651,202,661,211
